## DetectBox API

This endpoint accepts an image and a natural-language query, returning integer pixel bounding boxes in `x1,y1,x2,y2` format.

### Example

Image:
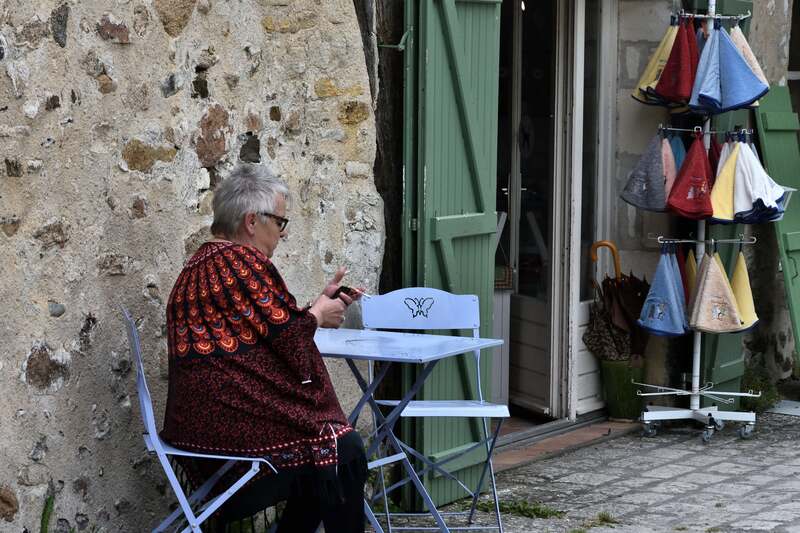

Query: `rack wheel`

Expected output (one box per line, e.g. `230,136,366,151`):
702,427,714,444
738,424,754,439
713,419,725,431
642,423,657,438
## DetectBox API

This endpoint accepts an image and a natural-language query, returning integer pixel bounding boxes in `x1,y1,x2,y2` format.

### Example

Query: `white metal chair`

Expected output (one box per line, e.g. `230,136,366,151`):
121,306,278,533
362,288,509,532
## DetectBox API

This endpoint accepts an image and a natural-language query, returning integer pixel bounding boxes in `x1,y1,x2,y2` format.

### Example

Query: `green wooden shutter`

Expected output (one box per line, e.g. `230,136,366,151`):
699,0,753,409
755,87,800,367
402,0,502,507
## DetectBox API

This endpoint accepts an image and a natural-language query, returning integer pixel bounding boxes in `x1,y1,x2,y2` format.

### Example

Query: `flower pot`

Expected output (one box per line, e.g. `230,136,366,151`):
600,359,645,421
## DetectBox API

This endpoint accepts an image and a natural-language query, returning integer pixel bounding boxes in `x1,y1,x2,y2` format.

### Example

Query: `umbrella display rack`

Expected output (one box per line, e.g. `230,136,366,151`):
635,232,762,442
630,0,770,443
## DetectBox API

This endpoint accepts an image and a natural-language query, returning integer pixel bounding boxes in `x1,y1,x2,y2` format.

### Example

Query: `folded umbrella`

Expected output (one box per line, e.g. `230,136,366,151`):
710,141,741,223
688,250,711,326
667,134,714,219
731,250,758,330
621,134,667,211
639,248,687,336
676,244,689,304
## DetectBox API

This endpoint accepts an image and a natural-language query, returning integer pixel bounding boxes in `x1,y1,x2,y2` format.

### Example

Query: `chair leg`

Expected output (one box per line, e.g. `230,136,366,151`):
468,418,504,533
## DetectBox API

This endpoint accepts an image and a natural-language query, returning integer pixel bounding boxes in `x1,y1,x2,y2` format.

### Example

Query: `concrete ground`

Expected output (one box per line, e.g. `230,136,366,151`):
467,412,800,533
378,412,800,532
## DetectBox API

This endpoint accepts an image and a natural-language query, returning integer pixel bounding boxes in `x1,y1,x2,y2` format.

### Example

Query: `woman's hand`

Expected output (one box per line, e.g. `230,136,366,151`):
308,295,348,328
322,266,365,306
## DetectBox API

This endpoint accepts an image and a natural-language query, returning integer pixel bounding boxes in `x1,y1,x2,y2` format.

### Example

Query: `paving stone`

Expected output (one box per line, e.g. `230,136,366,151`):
640,463,696,479
554,472,619,486
679,472,731,484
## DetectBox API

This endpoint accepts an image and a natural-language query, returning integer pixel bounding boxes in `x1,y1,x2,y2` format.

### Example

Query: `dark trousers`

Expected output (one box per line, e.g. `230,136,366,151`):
217,431,367,533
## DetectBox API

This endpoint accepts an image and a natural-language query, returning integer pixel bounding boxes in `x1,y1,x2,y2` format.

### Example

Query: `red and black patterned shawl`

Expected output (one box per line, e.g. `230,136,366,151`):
161,241,351,474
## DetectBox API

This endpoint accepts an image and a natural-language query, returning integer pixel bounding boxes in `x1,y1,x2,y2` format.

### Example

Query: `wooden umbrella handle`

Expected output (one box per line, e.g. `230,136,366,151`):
590,240,622,281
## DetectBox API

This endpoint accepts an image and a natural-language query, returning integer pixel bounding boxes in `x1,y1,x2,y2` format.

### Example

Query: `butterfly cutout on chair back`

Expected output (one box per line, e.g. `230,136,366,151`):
404,297,434,318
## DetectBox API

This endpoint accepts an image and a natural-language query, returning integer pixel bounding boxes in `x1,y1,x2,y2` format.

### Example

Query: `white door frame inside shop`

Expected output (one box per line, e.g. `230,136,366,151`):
492,0,618,436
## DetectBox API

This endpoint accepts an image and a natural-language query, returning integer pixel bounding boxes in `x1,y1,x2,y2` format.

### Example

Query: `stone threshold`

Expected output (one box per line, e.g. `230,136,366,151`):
493,419,639,472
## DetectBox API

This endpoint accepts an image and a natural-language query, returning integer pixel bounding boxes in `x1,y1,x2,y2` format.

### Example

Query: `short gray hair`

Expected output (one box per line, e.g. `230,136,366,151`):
210,164,291,238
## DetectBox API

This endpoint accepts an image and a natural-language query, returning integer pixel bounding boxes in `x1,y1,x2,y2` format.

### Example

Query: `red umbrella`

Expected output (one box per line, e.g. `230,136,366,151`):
667,133,714,219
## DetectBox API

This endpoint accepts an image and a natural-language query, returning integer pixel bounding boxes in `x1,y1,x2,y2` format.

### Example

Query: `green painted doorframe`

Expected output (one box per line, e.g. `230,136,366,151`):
402,0,502,508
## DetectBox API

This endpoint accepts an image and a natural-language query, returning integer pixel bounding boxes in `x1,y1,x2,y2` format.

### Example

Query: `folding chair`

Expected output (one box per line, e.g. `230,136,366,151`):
362,288,509,532
121,306,278,533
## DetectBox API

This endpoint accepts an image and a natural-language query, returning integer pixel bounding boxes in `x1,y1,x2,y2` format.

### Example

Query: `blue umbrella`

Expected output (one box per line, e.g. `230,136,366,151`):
689,21,720,112
669,134,686,171
638,248,687,336
717,26,768,112
668,248,689,331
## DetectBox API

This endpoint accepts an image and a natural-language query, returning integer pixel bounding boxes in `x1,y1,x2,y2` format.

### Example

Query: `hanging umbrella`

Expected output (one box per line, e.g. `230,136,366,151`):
667,133,714,219
669,133,687,170
583,241,650,360
685,248,698,302
690,22,768,114
717,26,769,112
655,17,699,104
632,18,680,106
690,251,744,333
709,134,723,177
731,249,758,330
639,247,687,337
734,141,787,223
662,136,678,198
621,134,668,211
709,141,741,223
668,245,689,331
729,24,768,86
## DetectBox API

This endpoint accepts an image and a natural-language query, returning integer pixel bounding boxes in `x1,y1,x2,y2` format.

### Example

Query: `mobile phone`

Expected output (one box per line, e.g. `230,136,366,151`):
332,286,357,299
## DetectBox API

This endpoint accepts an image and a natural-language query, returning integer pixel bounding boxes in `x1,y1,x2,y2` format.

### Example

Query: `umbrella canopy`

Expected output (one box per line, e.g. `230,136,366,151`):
731,250,758,330
690,23,768,114
710,141,741,223
729,24,768,86
621,134,668,211
632,20,680,106
685,248,698,301
639,248,687,337
734,141,786,223
667,134,714,219
690,252,744,333
655,17,699,104
662,137,678,198
669,134,687,171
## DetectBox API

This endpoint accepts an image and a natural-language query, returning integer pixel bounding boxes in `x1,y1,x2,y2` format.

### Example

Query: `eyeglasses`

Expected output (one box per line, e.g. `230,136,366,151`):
259,212,289,231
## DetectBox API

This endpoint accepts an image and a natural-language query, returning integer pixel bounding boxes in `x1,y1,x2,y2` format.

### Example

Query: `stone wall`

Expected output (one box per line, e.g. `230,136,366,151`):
0,0,383,530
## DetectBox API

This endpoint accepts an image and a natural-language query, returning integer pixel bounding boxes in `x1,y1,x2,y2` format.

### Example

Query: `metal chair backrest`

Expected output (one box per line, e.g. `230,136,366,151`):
362,287,484,400
120,306,160,440
362,287,480,331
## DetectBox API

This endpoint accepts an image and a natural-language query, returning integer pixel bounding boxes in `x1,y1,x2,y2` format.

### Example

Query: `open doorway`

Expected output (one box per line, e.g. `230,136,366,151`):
494,0,605,441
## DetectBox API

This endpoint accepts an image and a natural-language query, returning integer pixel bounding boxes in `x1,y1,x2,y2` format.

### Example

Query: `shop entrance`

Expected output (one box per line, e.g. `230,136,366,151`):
494,0,605,436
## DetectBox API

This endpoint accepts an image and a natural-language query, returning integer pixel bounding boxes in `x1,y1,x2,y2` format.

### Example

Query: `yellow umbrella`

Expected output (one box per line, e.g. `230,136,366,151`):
710,142,741,223
685,248,697,299
690,252,743,333
632,23,679,105
731,250,758,330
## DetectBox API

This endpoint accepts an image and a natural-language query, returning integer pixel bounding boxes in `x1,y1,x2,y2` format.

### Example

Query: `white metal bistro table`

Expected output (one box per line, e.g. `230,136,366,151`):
315,328,503,533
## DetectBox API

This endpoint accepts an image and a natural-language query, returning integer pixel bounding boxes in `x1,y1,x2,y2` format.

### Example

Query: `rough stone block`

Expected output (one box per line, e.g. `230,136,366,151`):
0,486,18,522
154,0,197,37
96,14,131,44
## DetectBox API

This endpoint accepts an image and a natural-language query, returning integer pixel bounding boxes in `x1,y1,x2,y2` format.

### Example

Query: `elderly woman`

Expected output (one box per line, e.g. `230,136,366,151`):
161,164,367,532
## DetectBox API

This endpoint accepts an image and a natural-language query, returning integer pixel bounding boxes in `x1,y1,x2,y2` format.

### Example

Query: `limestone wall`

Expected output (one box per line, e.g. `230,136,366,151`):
0,0,383,530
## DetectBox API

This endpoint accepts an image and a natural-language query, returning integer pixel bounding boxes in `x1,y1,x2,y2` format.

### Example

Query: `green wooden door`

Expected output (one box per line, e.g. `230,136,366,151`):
402,0,502,507
755,87,800,368
699,0,753,409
